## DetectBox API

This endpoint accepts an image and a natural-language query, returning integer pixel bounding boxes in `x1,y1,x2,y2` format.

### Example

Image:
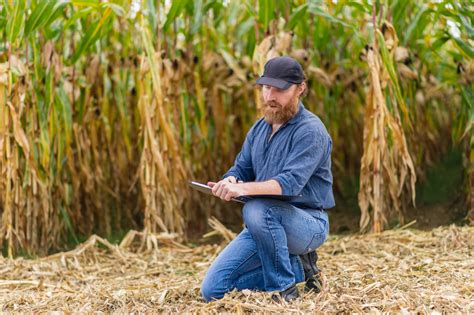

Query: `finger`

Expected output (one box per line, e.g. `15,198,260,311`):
207,181,216,187
216,183,227,198
212,181,222,194
219,184,232,199
213,182,223,196
223,187,231,199
224,190,236,201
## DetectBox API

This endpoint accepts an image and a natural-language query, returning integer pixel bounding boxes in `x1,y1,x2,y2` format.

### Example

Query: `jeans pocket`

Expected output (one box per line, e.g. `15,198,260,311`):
302,227,327,254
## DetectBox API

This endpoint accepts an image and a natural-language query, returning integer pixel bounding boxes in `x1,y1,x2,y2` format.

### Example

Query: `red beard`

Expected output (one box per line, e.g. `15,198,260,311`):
262,94,299,125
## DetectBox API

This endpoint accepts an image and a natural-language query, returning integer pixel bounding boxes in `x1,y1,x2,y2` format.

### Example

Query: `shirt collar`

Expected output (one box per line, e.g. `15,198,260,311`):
285,101,304,125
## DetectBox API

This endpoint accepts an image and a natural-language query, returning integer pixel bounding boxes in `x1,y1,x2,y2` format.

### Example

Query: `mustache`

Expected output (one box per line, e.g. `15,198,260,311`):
264,101,282,108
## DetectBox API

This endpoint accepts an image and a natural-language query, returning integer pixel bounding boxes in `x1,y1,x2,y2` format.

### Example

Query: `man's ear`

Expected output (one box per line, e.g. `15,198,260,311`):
298,82,306,97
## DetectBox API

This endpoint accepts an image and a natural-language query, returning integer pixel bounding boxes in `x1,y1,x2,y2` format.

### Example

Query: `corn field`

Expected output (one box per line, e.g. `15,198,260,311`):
0,0,472,256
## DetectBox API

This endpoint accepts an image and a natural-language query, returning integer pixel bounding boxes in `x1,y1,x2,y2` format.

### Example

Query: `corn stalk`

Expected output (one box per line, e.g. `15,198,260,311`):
358,6,417,232
0,0,471,255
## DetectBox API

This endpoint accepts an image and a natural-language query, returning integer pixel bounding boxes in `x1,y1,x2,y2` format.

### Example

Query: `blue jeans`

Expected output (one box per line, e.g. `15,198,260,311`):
200,198,329,302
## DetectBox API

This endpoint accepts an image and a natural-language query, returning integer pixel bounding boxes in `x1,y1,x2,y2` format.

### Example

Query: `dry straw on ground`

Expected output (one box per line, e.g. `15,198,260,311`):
0,224,472,313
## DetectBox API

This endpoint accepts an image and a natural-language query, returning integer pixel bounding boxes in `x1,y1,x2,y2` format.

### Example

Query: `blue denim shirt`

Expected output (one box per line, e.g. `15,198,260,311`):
222,102,335,210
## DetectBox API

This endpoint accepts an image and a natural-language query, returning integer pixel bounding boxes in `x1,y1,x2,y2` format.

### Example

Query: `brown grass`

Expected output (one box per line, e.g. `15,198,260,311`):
0,224,472,313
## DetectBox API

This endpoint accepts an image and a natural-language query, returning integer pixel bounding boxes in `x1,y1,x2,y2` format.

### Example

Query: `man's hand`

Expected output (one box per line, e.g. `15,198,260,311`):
207,176,245,201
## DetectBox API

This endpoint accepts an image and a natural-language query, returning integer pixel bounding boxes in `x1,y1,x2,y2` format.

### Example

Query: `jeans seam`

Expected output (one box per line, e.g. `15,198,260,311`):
235,270,262,286
303,232,324,253
303,216,318,223
296,256,304,282
266,206,285,289
223,249,258,290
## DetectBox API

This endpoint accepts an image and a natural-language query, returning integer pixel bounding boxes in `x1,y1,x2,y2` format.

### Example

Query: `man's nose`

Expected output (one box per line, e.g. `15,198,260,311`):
266,89,276,101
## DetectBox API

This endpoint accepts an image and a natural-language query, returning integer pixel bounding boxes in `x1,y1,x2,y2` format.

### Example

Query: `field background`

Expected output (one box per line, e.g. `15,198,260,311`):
0,0,473,311
0,0,472,258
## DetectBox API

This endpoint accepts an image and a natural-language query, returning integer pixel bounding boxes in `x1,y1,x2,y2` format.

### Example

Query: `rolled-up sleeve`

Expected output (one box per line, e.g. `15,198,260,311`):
222,131,255,182
272,130,330,196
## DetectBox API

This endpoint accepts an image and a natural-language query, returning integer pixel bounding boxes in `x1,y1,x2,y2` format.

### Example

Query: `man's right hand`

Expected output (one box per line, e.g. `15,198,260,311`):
207,176,244,201
208,176,237,187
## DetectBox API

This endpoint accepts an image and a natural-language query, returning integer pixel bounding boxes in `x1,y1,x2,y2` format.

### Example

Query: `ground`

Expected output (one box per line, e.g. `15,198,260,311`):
0,225,472,313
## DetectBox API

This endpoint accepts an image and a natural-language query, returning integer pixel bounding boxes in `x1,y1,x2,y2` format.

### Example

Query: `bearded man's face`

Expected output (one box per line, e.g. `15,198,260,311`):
261,84,304,125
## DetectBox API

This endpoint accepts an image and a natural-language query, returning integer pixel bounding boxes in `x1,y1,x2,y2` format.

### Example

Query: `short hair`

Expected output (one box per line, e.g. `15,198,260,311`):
298,71,308,98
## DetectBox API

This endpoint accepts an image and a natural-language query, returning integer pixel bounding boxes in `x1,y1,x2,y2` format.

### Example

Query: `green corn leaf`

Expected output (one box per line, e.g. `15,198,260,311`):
403,7,433,46
452,37,474,59
24,0,52,36
6,0,26,45
71,0,100,8
71,7,113,63
258,0,274,31
245,26,256,56
347,1,368,14
163,0,187,32
453,86,473,142
391,0,410,27
141,20,162,102
63,7,93,30
204,0,223,15
0,5,8,30
236,16,254,39
438,9,461,22
146,0,157,31
307,2,351,28
460,17,474,38
431,34,450,51
59,205,79,244
25,0,70,37
190,0,203,35
287,3,308,30
38,121,51,171
244,1,256,16
377,30,409,119
102,3,125,17
56,86,73,147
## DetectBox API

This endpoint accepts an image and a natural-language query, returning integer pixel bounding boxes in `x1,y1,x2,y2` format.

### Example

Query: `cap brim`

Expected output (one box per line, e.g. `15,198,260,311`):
255,77,292,89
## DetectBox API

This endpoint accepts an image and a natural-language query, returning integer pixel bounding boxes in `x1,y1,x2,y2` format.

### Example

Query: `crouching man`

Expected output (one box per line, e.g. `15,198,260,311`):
201,56,335,303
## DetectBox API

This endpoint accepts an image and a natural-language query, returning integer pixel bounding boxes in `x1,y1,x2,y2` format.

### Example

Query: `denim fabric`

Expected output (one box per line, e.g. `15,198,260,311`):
201,199,329,302
222,101,335,210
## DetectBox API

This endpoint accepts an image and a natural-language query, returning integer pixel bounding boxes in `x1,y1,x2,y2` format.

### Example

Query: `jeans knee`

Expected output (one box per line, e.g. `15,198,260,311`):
201,268,229,302
200,286,213,303
242,199,269,232
200,279,222,302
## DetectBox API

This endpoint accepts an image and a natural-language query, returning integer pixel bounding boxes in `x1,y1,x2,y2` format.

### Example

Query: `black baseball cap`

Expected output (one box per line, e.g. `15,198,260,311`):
256,56,304,90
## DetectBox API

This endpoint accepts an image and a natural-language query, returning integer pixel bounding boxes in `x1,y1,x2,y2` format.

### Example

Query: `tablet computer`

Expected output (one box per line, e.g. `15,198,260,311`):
188,181,310,204
188,181,247,203
188,181,214,195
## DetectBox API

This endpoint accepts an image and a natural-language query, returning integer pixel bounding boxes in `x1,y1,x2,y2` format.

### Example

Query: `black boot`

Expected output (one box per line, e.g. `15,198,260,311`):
299,250,323,293
271,284,300,303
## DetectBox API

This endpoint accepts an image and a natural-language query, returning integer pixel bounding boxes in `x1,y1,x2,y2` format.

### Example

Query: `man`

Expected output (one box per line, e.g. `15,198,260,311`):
200,56,335,303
